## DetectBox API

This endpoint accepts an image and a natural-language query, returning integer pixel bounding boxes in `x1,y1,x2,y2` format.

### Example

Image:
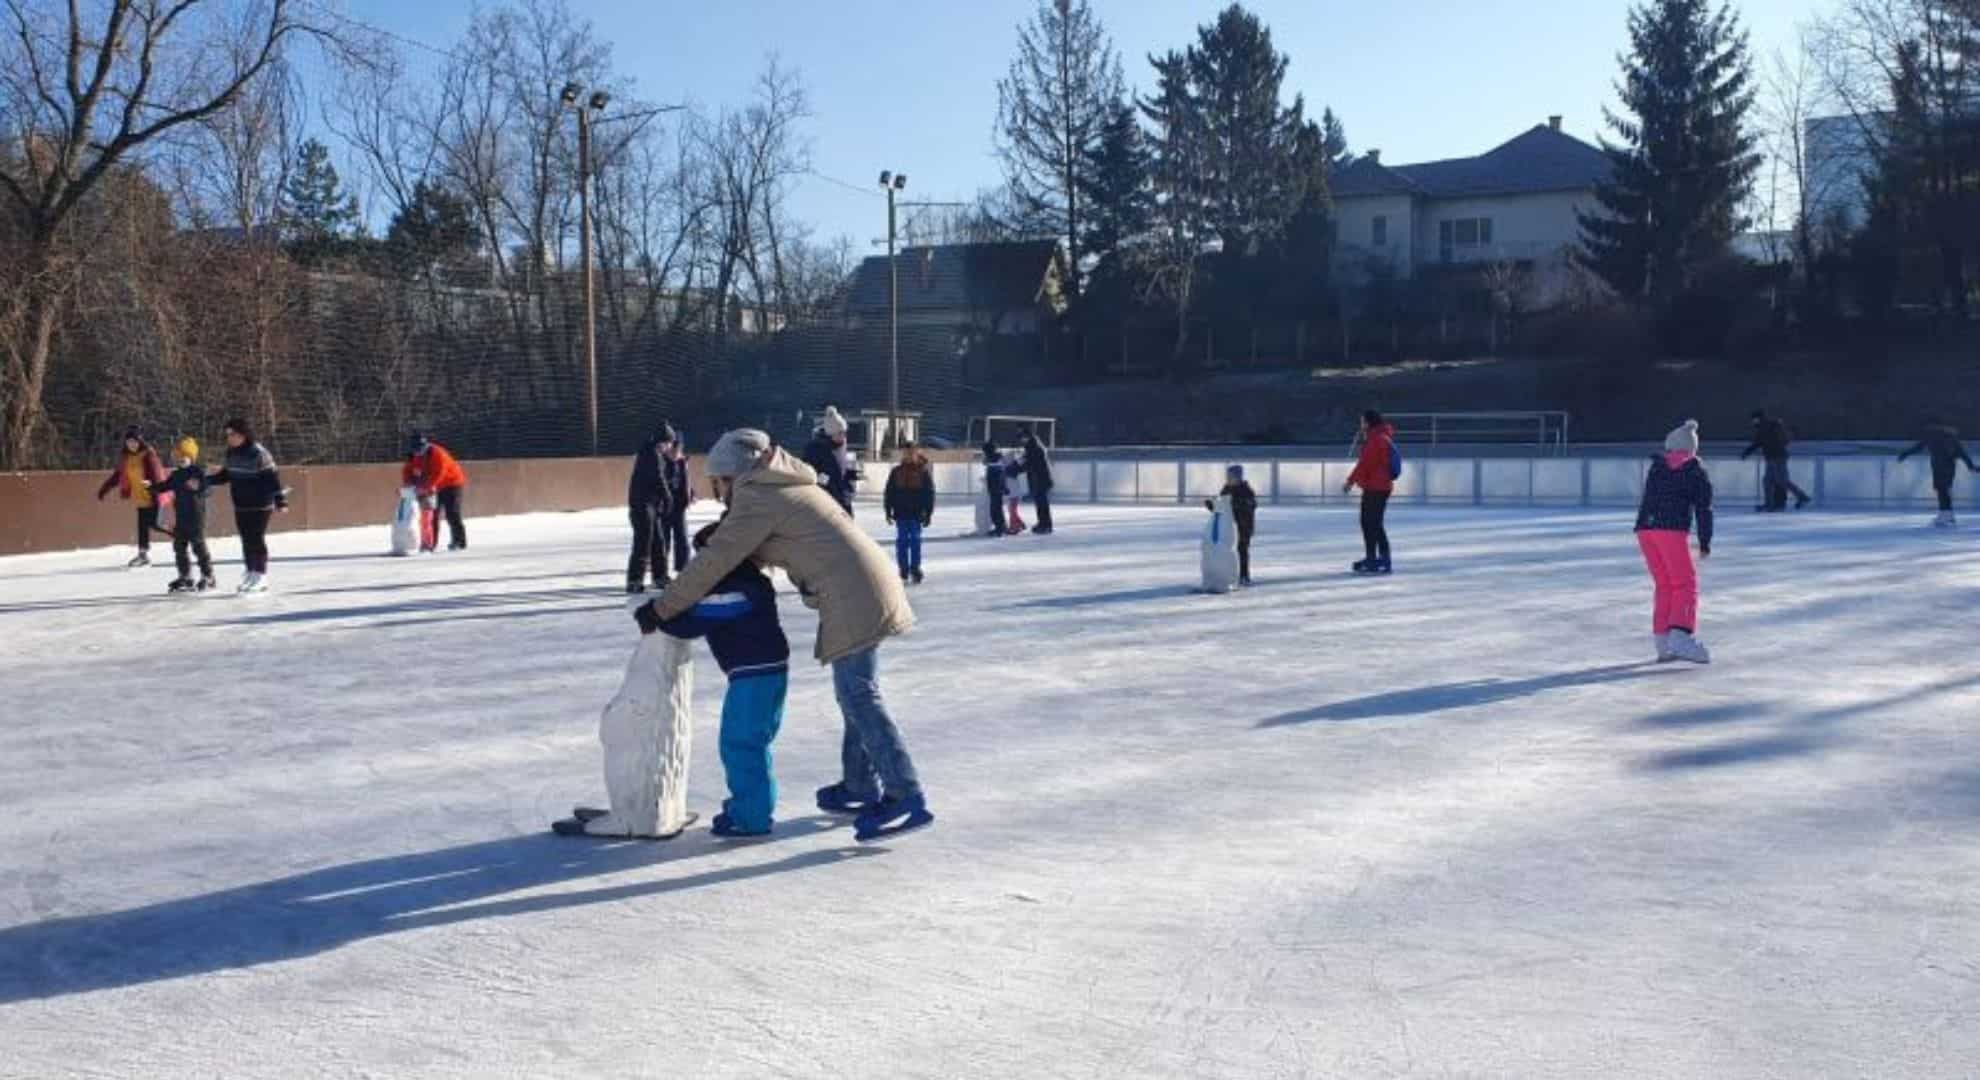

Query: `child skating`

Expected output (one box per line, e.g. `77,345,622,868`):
982,441,1010,536
884,441,936,584
148,437,216,593
1897,419,1978,527
1219,465,1258,586
636,521,790,838
95,426,169,567
1636,420,1715,664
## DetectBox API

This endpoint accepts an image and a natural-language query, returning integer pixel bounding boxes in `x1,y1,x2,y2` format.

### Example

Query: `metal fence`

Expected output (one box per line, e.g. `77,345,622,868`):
897,453,1975,512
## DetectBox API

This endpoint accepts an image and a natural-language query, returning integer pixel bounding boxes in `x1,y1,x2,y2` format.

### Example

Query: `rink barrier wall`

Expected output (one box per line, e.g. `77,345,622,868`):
0,456,710,557
871,455,1979,514
13,451,1964,556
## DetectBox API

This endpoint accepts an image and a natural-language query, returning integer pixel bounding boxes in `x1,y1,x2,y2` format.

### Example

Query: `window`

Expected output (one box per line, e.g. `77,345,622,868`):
1372,215,1388,248
1441,217,1495,259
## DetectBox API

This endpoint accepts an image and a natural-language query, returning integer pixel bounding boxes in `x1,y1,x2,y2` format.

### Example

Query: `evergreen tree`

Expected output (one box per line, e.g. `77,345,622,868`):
384,179,481,277
282,138,360,263
1320,107,1351,171
995,0,1124,302
1270,119,1337,319
1184,4,1306,256
1077,98,1152,286
1139,49,1212,368
1578,0,1760,300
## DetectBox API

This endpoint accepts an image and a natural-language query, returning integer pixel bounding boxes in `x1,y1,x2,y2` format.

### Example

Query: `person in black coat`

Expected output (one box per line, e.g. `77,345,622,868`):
802,407,857,515
659,433,692,572
883,442,937,583
626,421,679,593
1020,427,1055,534
206,418,286,592
982,441,1009,536
1742,409,1810,512
1898,419,1979,525
1205,464,1259,585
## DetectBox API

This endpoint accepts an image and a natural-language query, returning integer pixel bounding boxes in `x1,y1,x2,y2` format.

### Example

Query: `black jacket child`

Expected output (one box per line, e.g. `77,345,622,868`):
1220,480,1257,535
148,465,212,539
1635,454,1715,552
208,441,286,511
641,526,789,681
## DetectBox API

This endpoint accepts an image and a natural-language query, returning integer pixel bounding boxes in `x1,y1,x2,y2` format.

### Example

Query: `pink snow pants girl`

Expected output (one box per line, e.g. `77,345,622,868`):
1636,530,1698,634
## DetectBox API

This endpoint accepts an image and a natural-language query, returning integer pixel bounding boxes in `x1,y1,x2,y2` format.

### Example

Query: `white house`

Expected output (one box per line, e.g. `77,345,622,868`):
1330,118,1610,295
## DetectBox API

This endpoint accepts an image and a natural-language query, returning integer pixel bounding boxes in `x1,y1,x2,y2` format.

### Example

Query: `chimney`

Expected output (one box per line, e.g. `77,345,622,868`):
1366,149,1381,165
1548,115,1563,132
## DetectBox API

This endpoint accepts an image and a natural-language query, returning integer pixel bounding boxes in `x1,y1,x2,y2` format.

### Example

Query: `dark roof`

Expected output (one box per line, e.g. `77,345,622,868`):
843,240,1061,314
1332,125,1610,200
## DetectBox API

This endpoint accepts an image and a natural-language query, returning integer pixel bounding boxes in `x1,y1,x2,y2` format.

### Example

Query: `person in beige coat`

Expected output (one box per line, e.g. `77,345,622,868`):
641,429,933,840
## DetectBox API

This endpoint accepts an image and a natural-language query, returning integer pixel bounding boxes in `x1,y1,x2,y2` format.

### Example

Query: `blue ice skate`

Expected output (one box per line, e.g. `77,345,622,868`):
710,812,773,839
853,793,933,842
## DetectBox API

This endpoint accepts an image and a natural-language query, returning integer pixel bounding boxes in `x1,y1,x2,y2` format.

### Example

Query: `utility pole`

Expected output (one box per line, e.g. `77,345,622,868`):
564,83,608,457
562,87,685,458
878,170,906,453
873,173,967,455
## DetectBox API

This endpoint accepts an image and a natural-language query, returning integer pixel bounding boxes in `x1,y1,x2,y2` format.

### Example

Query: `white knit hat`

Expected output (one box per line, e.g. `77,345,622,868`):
819,406,848,438
706,428,771,478
1664,419,1700,454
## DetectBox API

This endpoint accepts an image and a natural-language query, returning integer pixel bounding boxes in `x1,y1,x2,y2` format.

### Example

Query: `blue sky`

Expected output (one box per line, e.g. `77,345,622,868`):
330,0,1818,247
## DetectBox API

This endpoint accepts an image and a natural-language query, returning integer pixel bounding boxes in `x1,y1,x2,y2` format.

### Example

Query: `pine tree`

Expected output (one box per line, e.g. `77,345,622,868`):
1320,107,1351,172
1077,99,1152,284
385,179,481,277
282,138,360,263
1139,49,1211,367
1184,4,1306,256
995,0,1124,302
1578,0,1760,300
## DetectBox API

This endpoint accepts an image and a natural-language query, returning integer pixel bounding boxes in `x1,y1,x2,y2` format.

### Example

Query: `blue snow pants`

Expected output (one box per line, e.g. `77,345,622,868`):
719,672,788,832
894,518,923,577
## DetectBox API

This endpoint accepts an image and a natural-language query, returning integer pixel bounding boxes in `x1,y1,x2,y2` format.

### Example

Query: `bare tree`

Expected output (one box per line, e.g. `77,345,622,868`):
702,58,811,336
0,0,343,467
1760,34,1849,274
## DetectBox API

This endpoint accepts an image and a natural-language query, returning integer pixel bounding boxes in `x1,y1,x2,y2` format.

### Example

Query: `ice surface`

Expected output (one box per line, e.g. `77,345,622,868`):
3,503,1979,1078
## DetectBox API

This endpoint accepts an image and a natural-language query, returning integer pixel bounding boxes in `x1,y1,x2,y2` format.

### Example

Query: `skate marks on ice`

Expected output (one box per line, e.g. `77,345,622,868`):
1253,662,1682,728
0,820,877,1005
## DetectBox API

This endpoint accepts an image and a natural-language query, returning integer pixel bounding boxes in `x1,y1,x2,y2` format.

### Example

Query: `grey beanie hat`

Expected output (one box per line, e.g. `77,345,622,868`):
706,428,772,478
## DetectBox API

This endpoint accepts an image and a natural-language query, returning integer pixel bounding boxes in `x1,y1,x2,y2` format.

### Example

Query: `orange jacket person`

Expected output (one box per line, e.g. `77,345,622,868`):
403,431,469,551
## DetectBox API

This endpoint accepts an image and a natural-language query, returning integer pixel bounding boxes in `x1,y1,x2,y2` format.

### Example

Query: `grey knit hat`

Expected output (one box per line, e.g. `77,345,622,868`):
706,428,772,478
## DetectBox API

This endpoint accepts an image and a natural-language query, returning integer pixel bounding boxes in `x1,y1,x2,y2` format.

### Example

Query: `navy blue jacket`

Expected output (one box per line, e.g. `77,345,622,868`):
149,465,213,538
208,442,285,511
656,561,788,681
1636,454,1715,550
984,456,1009,500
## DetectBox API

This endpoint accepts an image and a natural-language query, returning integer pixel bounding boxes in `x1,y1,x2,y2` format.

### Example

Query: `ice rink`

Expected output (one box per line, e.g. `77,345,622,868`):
3,501,1978,1078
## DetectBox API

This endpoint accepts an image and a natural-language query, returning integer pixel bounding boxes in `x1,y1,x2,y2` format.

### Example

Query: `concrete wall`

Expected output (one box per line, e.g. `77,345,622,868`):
1,456,709,557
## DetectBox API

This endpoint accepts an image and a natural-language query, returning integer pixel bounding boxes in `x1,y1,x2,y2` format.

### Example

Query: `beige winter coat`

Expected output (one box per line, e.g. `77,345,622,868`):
652,446,914,664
